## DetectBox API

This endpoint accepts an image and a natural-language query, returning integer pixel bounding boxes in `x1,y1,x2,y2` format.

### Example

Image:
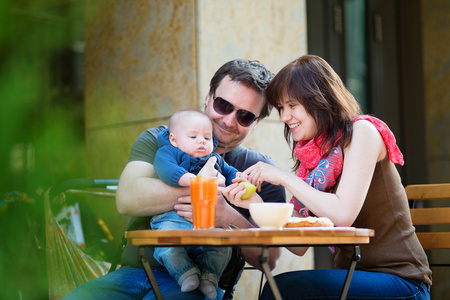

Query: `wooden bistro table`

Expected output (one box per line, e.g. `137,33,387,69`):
125,227,374,300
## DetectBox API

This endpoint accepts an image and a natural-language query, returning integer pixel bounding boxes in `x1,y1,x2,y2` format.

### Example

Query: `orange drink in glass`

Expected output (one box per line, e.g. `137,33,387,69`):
190,177,218,229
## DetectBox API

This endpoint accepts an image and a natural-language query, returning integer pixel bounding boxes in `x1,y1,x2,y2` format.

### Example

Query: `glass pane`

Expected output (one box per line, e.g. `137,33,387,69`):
344,0,368,113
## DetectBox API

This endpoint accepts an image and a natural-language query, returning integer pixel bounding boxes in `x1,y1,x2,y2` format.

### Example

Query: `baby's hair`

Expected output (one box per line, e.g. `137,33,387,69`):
168,109,211,132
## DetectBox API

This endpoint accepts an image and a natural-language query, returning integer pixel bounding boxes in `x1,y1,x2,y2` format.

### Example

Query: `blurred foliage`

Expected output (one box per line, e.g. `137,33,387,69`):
0,0,87,298
1,0,86,194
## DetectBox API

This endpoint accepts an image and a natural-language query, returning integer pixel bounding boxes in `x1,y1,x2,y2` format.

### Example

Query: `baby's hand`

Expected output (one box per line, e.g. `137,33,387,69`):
232,172,248,183
217,173,226,187
198,156,218,178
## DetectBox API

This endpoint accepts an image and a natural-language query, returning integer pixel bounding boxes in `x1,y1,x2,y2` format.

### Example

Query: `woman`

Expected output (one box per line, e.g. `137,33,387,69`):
225,55,431,299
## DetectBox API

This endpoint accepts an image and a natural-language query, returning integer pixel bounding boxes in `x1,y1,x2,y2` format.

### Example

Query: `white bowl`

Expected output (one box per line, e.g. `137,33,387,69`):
249,203,294,229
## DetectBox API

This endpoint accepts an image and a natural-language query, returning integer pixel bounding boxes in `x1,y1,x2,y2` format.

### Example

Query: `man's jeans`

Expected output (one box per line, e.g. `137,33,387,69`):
63,266,225,300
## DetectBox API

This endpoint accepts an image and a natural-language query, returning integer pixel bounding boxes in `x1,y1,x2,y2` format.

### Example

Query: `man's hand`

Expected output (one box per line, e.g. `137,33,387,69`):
174,195,193,222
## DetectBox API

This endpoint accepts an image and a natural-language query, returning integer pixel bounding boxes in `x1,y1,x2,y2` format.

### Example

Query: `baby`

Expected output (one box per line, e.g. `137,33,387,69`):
152,109,241,299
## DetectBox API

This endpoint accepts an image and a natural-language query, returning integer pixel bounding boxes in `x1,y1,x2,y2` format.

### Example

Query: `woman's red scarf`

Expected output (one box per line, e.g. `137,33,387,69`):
291,115,404,215
294,135,341,182
353,115,404,165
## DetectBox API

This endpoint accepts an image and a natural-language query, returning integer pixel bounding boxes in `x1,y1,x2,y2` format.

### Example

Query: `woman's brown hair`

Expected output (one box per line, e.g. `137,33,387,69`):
266,55,361,172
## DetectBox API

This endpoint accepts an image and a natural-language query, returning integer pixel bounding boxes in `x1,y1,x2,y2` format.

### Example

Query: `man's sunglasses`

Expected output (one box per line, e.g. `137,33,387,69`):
212,96,259,127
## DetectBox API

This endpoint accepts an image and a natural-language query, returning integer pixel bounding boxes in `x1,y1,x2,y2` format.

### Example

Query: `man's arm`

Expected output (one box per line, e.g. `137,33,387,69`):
116,127,191,217
214,194,282,270
116,160,190,216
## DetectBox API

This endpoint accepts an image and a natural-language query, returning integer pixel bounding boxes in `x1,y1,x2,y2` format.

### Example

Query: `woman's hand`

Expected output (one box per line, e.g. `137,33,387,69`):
243,162,291,190
218,183,263,209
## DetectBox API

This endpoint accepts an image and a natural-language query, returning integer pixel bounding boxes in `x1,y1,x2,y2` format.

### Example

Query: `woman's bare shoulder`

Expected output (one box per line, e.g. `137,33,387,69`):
351,119,386,161
353,118,379,133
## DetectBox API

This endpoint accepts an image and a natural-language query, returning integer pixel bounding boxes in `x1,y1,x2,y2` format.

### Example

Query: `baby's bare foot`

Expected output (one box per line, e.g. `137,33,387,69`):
180,274,199,292
199,279,216,299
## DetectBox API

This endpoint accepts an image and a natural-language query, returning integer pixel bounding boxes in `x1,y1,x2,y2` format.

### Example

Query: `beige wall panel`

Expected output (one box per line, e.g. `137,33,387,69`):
196,0,307,114
242,120,293,176
85,0,197,129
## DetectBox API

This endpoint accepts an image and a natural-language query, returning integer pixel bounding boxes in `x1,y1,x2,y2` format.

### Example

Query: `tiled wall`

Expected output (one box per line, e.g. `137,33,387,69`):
85,0,198,178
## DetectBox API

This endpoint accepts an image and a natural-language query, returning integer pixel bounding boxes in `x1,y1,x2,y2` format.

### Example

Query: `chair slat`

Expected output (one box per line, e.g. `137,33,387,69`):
406,183,450,200
406,184,450,294
416,232,450,249
406,183,450,254
410,207,450,225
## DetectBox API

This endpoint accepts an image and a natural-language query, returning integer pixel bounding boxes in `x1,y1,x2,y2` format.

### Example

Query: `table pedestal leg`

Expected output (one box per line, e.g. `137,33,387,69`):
139,247,164,300
339,245,361,300
259,247,282,300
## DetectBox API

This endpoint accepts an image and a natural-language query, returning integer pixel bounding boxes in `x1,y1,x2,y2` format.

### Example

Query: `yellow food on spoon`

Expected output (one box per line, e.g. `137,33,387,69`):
239,182,257,199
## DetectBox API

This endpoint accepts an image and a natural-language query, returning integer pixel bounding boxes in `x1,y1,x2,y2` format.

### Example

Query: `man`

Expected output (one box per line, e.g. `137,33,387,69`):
64,59,286,299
